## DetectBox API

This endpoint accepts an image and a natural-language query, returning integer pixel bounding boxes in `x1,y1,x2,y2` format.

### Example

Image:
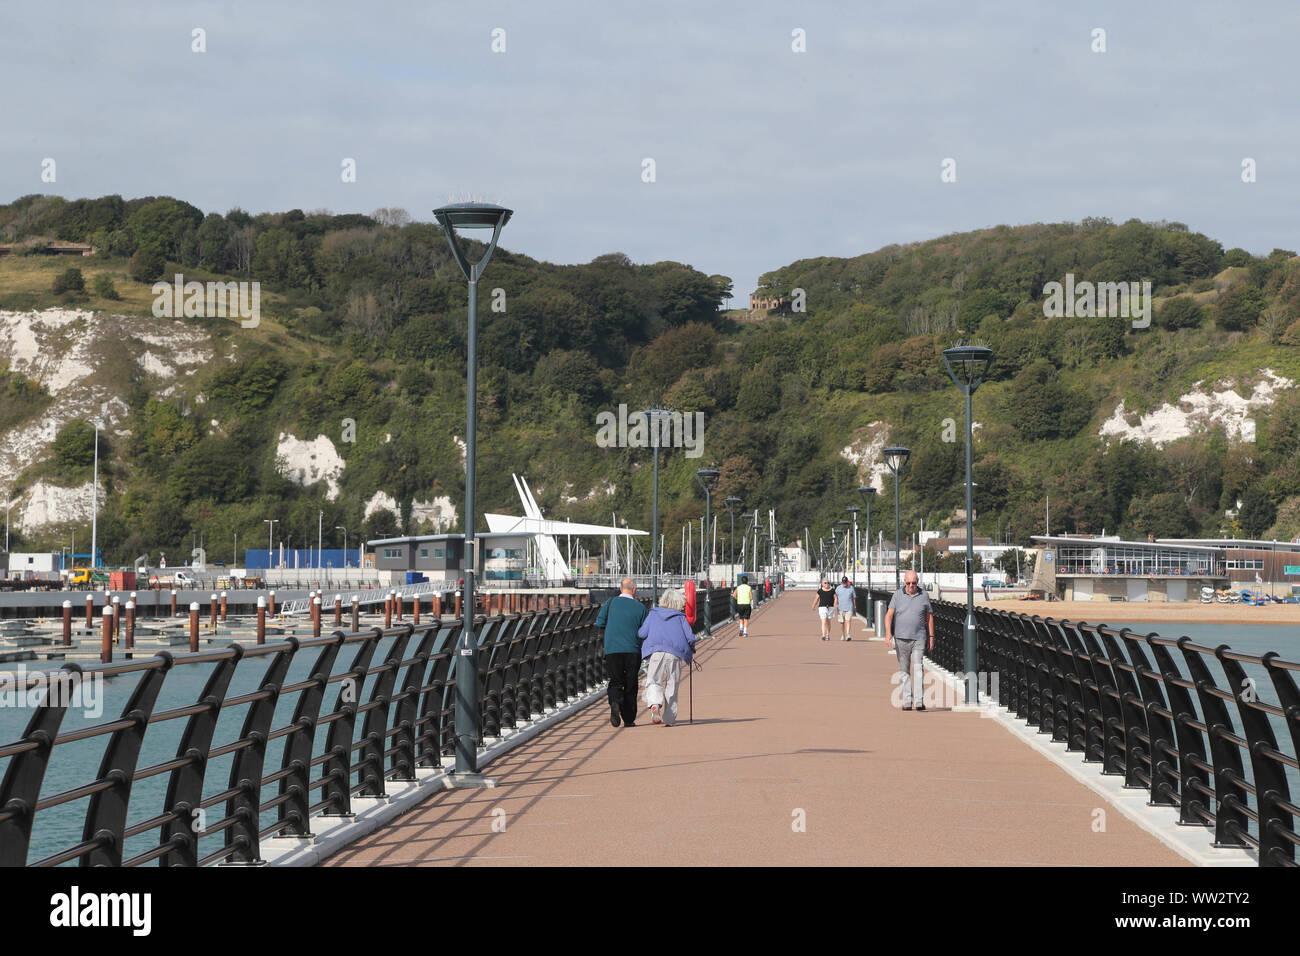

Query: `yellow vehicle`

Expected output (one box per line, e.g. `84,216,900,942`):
70,567,91,586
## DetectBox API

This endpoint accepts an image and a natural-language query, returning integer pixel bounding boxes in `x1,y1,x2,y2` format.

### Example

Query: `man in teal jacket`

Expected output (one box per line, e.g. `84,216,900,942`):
596,577,649,727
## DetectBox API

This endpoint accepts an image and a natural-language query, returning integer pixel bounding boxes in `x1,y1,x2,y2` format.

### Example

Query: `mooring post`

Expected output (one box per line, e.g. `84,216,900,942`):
101,606,114,663
209,593,218,630
351,594,359,632
334,593,342,626
62,600,72,647
170,589,177,617
256,596,266,645
268,589,276,616
220,590,228,622
312,596,322,638
189,602,200,652
85,593,94,631
125,600,135,651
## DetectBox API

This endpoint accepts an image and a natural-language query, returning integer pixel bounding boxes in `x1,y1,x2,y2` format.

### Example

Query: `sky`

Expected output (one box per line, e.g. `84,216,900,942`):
1,0,1297,306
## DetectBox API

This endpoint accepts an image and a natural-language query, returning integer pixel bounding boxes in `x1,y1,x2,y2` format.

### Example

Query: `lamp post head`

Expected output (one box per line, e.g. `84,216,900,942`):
883,446,911,476
858,485,876,500
695,468,720,494
941,345,995,394
433,201,513,281
847,506,861,516
724,497,742,513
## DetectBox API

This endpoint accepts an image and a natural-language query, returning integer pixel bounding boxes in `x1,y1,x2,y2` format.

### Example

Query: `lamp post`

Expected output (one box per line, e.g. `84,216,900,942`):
434,200,512,780
336,526,347,568
90,417,102,569
724,497,741,583
883,446,911,590
835,520,850,576
641,408,671,604
847,507,861,587
942,345,995,705
695,467,720,633
264,519,277,570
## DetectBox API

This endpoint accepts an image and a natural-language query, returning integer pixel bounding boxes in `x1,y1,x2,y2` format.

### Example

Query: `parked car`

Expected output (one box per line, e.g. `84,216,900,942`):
173,571,197,587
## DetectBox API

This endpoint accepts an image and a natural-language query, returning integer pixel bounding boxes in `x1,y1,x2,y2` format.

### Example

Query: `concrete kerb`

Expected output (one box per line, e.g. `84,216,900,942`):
920,657,1257,868
260,683,610,867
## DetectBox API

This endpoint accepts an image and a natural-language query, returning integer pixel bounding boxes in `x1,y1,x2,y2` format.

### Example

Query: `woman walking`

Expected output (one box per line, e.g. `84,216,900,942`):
812,578,836,641
637,588,696,726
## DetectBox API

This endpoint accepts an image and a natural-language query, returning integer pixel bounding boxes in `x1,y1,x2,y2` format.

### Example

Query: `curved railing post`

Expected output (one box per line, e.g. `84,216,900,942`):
161,647,242,866
358,625,415,797
322,627,385,816
1179,643,1250,849
1126,636,1178,807
223,639,298,864
82,658,172,866
391,623,443,781
276,634,345,838
0,664,80,866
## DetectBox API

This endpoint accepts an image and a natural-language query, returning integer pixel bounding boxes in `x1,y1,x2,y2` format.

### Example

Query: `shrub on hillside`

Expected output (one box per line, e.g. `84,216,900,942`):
129,248,166,283
92,274,121,299
1215,285,1265,331
51,267,85,294
1156,296,1205,331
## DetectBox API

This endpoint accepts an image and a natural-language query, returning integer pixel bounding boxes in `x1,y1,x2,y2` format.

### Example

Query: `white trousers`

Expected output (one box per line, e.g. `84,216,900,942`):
643,651,683,725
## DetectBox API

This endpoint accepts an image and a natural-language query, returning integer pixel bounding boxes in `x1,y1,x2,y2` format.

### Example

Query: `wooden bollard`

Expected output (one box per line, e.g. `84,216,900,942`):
220,591,228,622
454,590,462,617
395,592,403,621
170,589,177,616
413,595,420,624
112,596,121,639
129,592,138,620
101,606,114,664
312,597,322,638
385,592,393,627
268,589,276,616
125,600,135,650
351,595,359,632
85,593,94,631
189,602,200,652
209,593,218,630
432,593,441,618
334,594,342,626
62,600,72,646
256,596,266,644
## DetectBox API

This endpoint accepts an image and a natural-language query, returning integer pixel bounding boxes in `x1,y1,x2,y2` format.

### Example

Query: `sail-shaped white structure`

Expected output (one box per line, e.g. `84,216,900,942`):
482,474,646,579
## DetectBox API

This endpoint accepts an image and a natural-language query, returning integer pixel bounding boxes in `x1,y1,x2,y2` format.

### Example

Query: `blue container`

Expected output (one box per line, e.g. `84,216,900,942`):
405,572,427,584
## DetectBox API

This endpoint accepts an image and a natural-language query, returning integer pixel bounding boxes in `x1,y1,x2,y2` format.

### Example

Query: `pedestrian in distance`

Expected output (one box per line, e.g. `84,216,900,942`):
638,588,696,726
884,570,935,711
834,575,856,640
732,574,754,637
595,577,648,727
812,578,836,640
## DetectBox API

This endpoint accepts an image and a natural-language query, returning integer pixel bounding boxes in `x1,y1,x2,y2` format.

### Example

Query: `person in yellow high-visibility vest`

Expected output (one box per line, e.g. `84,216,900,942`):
732,575,753,637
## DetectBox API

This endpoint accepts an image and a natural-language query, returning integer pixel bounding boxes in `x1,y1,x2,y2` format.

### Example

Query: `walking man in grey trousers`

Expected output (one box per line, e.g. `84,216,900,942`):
884,570,934,711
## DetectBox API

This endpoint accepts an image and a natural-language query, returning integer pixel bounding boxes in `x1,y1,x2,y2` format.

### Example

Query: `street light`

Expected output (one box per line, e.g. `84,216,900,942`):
942,344,995,705
859,486,876,621
835,520,850,575
695,467,720,633
336,526,347,568
847,507,861,587
264,519,277,570
883,446,911,589
90,417,102,569
724,497,742,583
434,200,512,781
641,408,672,604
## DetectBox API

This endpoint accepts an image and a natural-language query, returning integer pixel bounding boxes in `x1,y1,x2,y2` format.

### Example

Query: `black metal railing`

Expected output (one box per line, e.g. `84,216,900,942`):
0,604,605,866
865,587,1299,867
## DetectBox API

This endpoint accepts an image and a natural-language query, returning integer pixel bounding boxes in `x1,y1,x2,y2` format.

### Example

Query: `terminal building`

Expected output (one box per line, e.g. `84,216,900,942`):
1032,534,1300,602
366,532,533,582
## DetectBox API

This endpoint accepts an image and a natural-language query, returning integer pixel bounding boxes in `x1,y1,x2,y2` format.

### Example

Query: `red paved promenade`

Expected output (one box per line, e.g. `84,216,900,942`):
324,591,1186,867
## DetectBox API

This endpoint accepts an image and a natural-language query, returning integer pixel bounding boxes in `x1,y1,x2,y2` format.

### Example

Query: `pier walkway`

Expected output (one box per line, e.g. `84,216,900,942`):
324,591,1185,867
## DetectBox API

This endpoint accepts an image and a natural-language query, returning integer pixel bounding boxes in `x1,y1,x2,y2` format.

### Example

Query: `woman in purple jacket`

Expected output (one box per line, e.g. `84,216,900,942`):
637,588,696,726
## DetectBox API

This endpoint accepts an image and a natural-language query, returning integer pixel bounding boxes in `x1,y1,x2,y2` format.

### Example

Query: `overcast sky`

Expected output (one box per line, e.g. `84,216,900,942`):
2,1,1297,306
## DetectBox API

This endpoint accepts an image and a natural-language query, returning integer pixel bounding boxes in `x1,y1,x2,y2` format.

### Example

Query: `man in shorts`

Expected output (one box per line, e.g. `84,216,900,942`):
833,576,857,640
733,575,753,637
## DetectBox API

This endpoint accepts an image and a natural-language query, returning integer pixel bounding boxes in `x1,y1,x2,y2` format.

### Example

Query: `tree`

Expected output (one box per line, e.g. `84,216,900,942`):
1124,492,1195,539
1238,487,1277,537
129,248,166,283
1215,285,1265,331
52,421,97,476
1156,296,1205,331
52,267,85,294
92,274,121,299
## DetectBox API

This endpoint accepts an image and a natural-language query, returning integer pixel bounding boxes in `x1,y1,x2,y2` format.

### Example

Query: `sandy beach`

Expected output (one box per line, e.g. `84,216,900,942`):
975,597,1300,626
